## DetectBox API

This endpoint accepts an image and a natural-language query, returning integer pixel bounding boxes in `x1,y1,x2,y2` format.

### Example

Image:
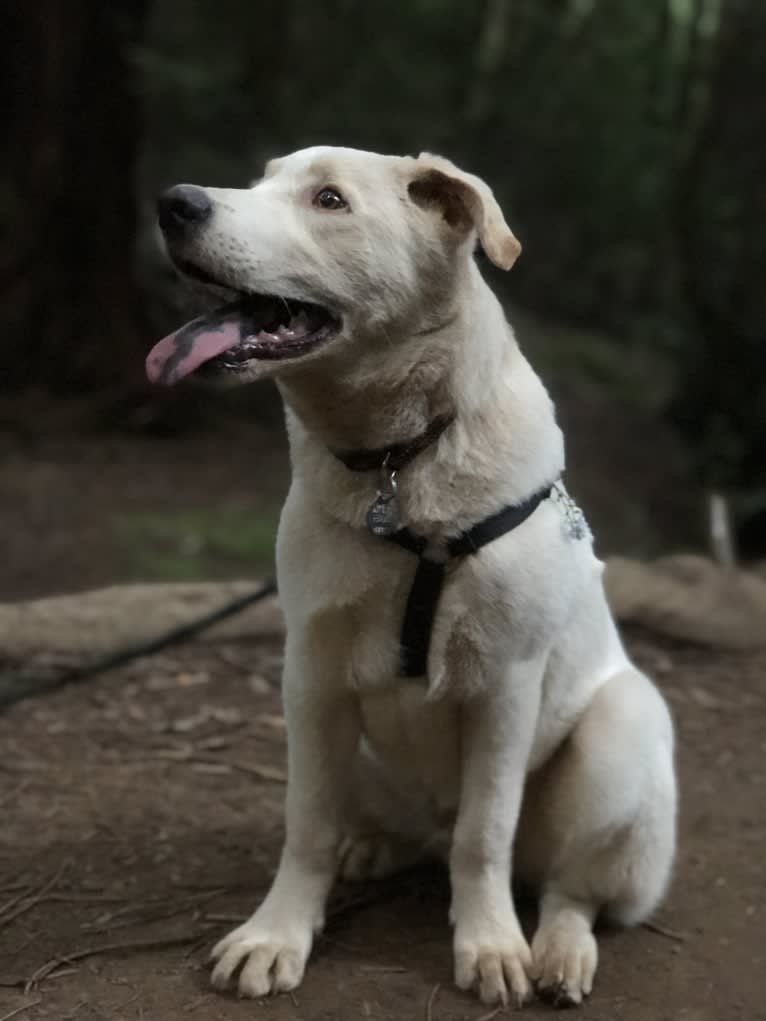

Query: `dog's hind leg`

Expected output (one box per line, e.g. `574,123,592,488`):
515,667,677,1007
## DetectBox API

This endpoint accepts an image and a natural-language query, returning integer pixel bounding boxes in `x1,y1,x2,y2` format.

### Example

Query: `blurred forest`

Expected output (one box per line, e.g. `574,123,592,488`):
1,0,764,578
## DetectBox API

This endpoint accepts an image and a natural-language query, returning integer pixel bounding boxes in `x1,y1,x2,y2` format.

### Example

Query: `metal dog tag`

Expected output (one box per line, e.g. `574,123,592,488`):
366,463,400,537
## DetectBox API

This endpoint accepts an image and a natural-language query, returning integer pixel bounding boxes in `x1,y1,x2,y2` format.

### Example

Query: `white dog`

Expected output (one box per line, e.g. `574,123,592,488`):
147,147,677,1008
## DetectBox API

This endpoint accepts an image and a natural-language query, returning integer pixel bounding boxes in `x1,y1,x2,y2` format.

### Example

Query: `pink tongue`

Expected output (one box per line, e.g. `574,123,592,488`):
146,315,243,386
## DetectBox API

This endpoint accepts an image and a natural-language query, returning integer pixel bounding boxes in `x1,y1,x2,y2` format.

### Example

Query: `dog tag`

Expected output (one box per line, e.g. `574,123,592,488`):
367,492,401,536
366,463,400,537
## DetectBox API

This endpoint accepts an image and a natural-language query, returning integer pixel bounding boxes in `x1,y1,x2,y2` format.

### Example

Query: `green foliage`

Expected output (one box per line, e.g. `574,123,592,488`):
514,308,675,415
113,506,278,582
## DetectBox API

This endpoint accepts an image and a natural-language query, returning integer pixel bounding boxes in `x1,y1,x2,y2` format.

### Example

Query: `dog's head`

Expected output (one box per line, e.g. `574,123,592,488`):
146,147,520,387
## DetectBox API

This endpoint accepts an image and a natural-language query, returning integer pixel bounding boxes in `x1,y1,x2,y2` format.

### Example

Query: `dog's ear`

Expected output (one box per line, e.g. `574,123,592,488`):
408,153,521,270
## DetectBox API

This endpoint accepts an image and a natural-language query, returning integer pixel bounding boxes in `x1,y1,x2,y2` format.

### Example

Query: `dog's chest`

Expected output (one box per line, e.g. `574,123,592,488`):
357,683,462,811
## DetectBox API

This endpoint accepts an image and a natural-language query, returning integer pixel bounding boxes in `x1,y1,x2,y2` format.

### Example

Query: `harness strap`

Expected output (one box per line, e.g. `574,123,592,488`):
389,484,553,678
400,558,447,677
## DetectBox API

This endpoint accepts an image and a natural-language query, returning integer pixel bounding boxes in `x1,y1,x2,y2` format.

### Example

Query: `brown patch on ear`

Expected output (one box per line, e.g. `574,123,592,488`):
409,171,474,232
409,153,521,271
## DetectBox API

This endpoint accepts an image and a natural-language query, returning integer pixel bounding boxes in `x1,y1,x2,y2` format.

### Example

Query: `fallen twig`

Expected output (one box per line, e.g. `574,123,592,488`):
39,893,128,904
0,883,30,896
0,999,42,1021
0,888,32,925
425,983,440,1021
24,931,212,993
0,863,68,929
41,967,78,982
80,888,227,933
476,1008,507,1021
642,920,686,943
183,934,211,960
148,750,286,783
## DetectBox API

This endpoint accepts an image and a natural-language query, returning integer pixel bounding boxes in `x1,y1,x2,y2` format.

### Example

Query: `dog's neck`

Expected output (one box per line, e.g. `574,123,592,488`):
276,264,565,529
277,266,508,454
277,348,456,455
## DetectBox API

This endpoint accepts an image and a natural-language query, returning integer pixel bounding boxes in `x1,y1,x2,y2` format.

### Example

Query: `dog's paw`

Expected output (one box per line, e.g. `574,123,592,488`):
210,915,313,998
338,834,415,881
453,922,534,1007
531,918,598,1007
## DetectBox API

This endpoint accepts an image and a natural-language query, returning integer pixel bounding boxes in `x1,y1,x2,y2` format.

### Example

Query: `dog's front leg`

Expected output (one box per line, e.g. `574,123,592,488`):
449,657,543,1007
211,641,358,998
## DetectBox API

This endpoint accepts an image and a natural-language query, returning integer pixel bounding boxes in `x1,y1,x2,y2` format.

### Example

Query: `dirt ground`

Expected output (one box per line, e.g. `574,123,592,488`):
0,631,764,1021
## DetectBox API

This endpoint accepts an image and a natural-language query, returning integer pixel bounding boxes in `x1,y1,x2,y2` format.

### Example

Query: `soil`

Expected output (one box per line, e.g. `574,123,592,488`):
0,631,764,1021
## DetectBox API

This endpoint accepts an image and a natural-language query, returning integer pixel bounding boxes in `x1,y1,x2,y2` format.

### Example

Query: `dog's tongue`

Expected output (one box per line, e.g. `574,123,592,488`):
146,310,243,386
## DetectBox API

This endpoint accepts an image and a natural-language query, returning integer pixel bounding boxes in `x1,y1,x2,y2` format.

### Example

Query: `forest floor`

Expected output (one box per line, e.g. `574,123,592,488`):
0,632,764,1021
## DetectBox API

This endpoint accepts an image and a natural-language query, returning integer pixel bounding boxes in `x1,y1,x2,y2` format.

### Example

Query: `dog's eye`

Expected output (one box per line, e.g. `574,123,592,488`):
314,188,348,211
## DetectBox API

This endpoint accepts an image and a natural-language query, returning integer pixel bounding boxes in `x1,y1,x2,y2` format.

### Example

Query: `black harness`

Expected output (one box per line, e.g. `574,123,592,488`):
386,486,552,676
333,415,553,679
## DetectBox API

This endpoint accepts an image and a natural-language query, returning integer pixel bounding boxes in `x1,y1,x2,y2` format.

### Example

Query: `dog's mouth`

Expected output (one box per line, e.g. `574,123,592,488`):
146,262,341,386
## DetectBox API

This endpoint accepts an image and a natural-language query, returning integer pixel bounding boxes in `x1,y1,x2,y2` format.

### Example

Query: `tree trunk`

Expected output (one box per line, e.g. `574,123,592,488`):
0,0,149,393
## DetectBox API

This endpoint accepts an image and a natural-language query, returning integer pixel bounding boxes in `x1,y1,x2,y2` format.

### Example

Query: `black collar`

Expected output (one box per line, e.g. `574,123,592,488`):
332,412,456,473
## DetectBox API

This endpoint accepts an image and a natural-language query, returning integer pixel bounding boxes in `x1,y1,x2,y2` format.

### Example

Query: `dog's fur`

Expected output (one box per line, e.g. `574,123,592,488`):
163,147,677,1007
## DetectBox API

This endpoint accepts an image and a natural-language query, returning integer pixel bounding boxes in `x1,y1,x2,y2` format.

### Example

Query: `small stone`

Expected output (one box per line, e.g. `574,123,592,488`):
248,674,271,695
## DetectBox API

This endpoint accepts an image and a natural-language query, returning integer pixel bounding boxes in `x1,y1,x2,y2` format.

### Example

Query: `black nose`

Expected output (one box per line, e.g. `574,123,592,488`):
157,184,212,235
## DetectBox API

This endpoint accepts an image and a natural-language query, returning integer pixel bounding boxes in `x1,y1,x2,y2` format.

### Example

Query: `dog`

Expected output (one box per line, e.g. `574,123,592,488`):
146,146,677,1008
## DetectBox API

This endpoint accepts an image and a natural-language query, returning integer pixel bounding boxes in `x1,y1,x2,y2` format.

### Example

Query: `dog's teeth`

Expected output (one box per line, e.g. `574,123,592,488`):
276,311,310,341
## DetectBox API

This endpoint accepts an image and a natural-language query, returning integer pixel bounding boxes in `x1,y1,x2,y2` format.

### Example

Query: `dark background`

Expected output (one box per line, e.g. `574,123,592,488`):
1,0,764,600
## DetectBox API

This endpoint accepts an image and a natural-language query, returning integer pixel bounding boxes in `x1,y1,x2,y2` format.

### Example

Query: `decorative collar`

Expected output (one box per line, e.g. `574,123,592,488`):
332,412,456,473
